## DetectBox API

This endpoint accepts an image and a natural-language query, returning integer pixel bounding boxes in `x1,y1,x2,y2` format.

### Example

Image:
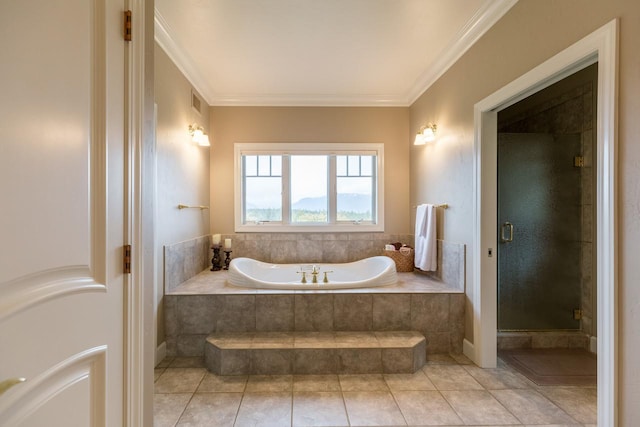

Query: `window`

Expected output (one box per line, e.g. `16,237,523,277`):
243,155,282,222
235,143,384,232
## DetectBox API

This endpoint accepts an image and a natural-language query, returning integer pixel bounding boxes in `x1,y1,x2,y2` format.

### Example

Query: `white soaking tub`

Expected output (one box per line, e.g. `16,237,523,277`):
227,256,398,290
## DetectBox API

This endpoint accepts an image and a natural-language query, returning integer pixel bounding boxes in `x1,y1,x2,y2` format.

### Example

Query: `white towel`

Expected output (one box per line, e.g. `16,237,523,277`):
414,204,437,271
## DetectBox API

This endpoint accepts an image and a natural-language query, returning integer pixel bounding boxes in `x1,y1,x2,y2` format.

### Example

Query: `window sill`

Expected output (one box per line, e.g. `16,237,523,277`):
234,223,384,233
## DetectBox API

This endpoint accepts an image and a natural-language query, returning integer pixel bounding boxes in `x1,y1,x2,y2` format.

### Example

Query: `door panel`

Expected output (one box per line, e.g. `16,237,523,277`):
0,0,125,425
19,379,91,427
498,133,581,330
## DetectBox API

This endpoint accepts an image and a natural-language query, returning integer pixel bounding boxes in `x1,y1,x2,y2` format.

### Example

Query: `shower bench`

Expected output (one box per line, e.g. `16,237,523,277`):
205,330,426,375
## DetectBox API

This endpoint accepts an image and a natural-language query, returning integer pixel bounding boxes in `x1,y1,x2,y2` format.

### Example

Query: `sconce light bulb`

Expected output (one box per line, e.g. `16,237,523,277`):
414,124,437,145
198,134,211,147
189,124,210,146
422,127,435,142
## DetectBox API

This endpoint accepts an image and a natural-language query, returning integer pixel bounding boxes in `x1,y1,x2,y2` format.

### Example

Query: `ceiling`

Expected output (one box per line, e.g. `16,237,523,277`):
155,0,517,107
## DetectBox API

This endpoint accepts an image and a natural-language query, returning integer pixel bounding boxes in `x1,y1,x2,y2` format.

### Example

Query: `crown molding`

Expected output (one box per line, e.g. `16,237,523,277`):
406,0,519,105
204,93,409,107
154,9,215,105
155,0,518,107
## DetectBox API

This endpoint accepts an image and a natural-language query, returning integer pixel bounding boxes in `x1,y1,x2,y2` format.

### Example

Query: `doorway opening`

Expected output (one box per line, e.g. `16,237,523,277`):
470,19,617,425
495,65,598,387
497,63,597,341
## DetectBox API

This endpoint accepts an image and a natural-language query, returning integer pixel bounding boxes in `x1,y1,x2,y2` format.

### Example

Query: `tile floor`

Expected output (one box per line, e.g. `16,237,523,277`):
154,353,597,426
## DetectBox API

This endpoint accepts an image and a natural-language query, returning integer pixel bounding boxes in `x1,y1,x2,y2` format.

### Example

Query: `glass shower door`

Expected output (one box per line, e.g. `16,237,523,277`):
498,133,582,330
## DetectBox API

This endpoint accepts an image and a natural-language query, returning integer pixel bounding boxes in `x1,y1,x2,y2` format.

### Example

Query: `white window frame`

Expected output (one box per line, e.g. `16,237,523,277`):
234,143,384,232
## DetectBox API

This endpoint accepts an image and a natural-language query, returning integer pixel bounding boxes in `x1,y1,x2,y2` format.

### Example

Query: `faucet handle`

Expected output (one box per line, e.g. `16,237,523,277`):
322,270,333,283
297,271,307,284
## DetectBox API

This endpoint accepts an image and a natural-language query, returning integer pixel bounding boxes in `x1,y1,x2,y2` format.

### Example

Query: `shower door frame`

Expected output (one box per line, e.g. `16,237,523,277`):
469,19,618,426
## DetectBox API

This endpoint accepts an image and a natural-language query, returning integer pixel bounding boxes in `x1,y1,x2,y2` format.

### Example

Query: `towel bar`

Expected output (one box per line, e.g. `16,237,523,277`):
177,204,209,210
412,203,448,209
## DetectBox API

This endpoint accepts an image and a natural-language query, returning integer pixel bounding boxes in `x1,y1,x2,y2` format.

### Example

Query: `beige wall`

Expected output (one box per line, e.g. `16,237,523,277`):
209,107,410,234
410,0,640,421
154,44,211,345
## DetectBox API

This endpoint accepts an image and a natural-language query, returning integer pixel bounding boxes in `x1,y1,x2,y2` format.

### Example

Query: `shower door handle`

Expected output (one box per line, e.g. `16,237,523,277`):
500,222,514,243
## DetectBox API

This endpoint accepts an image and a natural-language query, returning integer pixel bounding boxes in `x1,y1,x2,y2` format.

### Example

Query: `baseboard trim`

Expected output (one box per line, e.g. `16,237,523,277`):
155,341,167,367
463,338,475,363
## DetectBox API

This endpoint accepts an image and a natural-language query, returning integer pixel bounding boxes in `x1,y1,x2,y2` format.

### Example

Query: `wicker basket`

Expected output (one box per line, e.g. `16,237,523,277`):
383,249,415,272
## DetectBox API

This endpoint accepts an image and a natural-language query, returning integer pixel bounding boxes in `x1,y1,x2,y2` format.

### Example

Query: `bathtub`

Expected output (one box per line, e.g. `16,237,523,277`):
227,256,398,290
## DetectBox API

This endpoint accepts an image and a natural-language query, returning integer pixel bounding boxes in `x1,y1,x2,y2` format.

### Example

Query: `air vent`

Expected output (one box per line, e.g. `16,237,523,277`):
191,91,202,115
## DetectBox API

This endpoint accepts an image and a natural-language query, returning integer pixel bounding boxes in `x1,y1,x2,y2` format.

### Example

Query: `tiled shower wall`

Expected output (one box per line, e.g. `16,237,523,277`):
498,65,596,338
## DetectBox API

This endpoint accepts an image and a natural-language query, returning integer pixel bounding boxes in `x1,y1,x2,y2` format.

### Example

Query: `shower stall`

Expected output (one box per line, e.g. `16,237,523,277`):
496,63,597,345
497,132,582,331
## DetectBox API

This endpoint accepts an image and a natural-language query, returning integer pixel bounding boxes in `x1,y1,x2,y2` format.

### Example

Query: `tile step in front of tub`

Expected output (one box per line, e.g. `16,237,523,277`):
205,331,426,375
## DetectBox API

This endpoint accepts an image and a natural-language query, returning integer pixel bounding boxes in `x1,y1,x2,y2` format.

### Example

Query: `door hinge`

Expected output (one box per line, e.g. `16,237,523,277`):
573,308,583,320
123,244,132,274
124,10,132,42
574,156,585,167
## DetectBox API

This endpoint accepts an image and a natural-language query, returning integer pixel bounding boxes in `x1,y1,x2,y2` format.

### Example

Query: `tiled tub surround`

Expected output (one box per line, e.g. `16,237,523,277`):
209,234,465,290
163,233,465,291
162,233,416,293
162,234,466,375
421,240,465,291
164,270,465,359
219,232,415,265
164,235,211,293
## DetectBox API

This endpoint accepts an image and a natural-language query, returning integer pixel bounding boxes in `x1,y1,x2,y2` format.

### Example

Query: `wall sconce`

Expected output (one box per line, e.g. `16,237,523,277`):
188,123,211,147
414,124,437,145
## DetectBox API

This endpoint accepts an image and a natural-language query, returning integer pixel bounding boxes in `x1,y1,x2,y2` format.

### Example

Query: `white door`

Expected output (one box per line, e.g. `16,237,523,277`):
0,0,128,425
